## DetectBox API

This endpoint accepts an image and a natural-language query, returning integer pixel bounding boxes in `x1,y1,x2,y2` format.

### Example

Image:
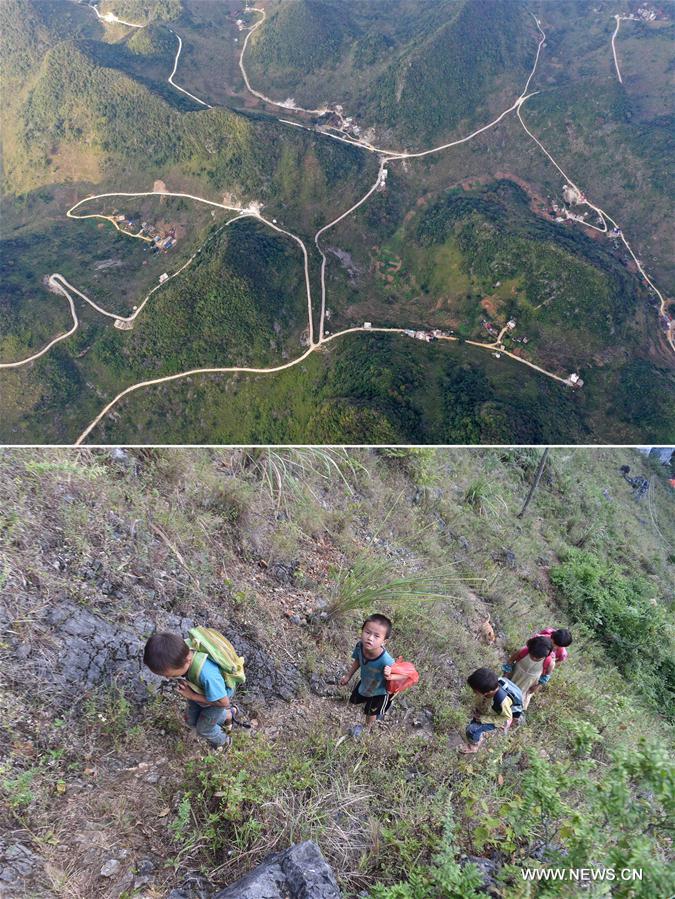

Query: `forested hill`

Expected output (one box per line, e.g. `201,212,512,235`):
1,448,673,896
246,0,533,145
0,1,371,208
19,41,264,193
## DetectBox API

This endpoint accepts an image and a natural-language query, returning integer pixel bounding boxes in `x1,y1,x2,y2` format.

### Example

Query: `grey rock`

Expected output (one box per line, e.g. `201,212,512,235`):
214,841,340,899
100,858,121,877
227,630,301,703
137,858,155,875
310,674,328,696
0,841,41,883
282,841,341,898
268,560,299,585
213,858,286,898
462,854,500,894
492,549,516,569
167,874,211,899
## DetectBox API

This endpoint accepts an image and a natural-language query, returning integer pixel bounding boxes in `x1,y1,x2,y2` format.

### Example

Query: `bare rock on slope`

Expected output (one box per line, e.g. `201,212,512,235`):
213,841,341,899
5,598,300,707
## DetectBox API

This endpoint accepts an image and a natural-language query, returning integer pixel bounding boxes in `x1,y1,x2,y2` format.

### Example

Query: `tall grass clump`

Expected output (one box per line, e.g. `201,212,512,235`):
236,448,366,510
463,477,508,518
328,555,486,619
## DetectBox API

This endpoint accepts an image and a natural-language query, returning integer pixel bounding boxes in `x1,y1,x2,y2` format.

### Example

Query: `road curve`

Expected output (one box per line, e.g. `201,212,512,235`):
0,279,78,369
611,15,625,83
89,2,145,29
167,29,212,108
238,7,331,117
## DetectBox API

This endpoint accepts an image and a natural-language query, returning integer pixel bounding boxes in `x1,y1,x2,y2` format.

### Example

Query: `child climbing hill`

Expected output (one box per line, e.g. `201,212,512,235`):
533,627,572,664
461,667,523,753
143,629,244,750
503,635,555,711
340,614,399,738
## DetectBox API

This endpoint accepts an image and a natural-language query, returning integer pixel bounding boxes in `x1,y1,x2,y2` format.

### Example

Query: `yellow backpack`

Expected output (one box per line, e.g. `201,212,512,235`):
186,627,245,693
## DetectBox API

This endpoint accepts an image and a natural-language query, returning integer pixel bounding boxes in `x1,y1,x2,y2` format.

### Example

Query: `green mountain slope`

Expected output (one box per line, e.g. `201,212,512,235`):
246,0,533,146
370,0,532,143
248,0,357,74
97,0,181,24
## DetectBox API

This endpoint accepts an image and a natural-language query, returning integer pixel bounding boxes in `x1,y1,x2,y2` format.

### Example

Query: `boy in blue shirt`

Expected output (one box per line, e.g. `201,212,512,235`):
143,632,236,750
340,614,395,738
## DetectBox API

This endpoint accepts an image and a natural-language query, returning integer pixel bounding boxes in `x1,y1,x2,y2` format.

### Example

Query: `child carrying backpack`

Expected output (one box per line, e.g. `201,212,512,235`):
503,635,555,711
461,667,523,753
143,627,246,751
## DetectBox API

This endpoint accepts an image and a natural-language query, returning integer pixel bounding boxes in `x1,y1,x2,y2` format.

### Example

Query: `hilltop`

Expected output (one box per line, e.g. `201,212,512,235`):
1,447,673,896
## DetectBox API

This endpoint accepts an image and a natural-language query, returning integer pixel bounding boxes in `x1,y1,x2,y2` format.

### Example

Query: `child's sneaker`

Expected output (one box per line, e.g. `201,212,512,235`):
350,724,364,740
210,735,232,754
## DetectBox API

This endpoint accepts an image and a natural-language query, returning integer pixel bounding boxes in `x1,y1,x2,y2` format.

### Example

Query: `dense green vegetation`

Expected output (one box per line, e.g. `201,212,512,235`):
99,0,181,24
550,549,674,717
0,0,98,84
114,220,309,374
248,0,356,74
89,334,594,445
610,360,675,436
20,42,262,187
370,0,531,143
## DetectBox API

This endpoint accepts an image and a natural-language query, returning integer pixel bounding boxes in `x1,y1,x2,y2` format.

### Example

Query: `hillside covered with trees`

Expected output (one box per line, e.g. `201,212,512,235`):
246,0,533,146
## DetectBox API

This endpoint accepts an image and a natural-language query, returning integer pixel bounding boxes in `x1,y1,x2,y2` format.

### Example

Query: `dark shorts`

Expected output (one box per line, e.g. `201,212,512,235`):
349,683,393,718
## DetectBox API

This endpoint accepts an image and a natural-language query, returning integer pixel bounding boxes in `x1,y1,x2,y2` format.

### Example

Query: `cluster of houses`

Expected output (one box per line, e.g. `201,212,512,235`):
111,212,179,252
401,327,453,342
633,6,665,21
143,222,177,252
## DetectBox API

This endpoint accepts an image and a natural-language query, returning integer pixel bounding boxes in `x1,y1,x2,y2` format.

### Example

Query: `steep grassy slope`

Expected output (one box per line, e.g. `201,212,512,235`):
1,447,673,896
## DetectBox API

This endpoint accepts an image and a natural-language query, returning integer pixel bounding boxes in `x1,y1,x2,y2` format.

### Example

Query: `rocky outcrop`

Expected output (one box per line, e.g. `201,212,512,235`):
213,841,341,899
4,598,301,709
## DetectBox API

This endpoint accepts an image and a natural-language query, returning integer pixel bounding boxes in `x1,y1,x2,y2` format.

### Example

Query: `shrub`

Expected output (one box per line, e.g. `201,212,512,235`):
550,550,673,714
327,554,484,619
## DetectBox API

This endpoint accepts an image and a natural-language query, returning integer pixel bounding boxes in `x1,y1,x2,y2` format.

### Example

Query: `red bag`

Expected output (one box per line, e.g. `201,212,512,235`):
386,657,419,695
